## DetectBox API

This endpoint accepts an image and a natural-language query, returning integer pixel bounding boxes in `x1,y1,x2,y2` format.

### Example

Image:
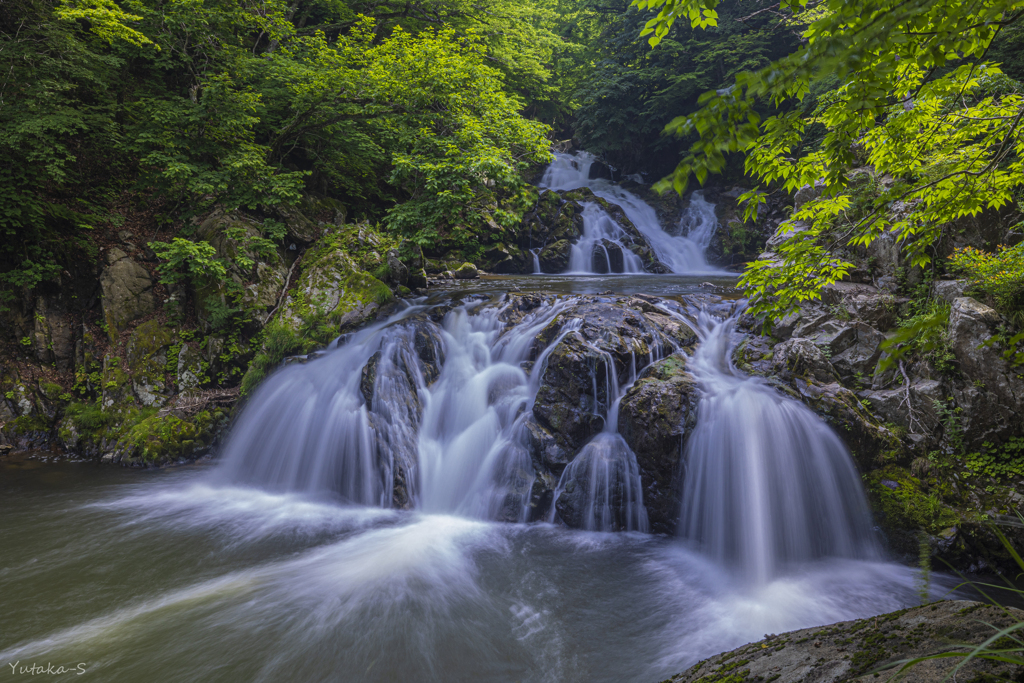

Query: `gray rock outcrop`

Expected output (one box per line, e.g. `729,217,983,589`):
100,247,155,339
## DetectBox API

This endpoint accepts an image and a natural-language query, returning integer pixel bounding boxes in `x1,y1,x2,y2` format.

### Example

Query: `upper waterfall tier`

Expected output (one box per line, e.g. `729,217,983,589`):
539,152,719,275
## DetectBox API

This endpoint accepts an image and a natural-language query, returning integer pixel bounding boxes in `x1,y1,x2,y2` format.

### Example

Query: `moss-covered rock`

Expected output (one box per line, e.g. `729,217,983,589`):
126,320,173,407
109,408,228,466
665,600,1024,683
453,262,478,279
239,234,392,396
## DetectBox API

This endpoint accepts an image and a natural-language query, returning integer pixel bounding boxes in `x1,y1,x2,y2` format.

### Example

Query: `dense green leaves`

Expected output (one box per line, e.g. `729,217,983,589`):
635,0,1024,321
0,0,560,304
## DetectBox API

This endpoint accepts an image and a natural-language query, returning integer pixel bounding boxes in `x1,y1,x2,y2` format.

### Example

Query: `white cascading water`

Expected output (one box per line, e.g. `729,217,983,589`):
548,338,652,532
566,203,645,274
215,306,427,506
217,298,584,521
677,191,719,256
672,307,880,583
540,151,718,274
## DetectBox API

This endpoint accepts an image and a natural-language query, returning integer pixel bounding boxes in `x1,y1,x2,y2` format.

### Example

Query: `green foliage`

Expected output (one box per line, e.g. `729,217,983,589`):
565,0,796,177
963,438,1024,481
880,299,956,374
0,0,558,308
635,0,1024,322
239,319,308,395
149,239,225,285
950,243,1024,326
867,466,960,535
119,409,222,462
64,401,112,432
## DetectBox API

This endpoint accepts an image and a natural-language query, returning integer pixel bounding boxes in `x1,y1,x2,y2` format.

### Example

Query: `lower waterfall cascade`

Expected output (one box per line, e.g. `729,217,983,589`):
669,306,880,583
0,287,953,683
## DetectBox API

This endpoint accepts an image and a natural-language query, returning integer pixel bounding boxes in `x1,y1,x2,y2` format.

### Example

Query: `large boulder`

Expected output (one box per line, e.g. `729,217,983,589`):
617,355,699,533
537,239,573,272
100,248,155,339
279,238,391,334
830,323,886,380
665,601,1024,683
532,332,608,455
822,282,905,331
948,296,1024,448
771,338,840,383
860,379,945,443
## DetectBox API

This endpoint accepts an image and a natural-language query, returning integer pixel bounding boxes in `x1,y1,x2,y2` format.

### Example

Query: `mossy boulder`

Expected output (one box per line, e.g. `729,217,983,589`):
453,262,478,279
240,235,392,396
279,234,391,331
125,320,173,407
109,408,228,466
665,601,1024,683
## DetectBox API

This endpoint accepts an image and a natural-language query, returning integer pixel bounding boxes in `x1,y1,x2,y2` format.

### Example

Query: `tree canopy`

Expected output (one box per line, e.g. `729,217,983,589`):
635,0,1024,323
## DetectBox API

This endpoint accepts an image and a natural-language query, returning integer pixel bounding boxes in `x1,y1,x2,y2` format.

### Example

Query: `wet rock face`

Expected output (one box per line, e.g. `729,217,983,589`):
617,355,699,533
739,332,902,473
520,191,584,257
517,188,669,274
532,332,608,455
100,248,155,339
530,300,676,459
948,296,1024,448
31,294,74,371
771,338,840,384
665,600,1024,683
511,294,697,524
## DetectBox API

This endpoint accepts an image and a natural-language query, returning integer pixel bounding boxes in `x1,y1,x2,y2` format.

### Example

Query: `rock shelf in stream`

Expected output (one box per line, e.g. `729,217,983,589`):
664,600,1024,683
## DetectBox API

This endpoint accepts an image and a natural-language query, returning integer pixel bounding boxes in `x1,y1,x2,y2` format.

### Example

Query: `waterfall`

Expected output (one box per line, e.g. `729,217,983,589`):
539,151,717,274
675,308,879,582
214,306,428,506
566,203,645,274
548,334,652,532
678,191,718,255
216,298,580,521
530,248,542,274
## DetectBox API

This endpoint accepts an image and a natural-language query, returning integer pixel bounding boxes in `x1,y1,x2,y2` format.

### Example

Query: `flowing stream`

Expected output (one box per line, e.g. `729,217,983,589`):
668,306,880,583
